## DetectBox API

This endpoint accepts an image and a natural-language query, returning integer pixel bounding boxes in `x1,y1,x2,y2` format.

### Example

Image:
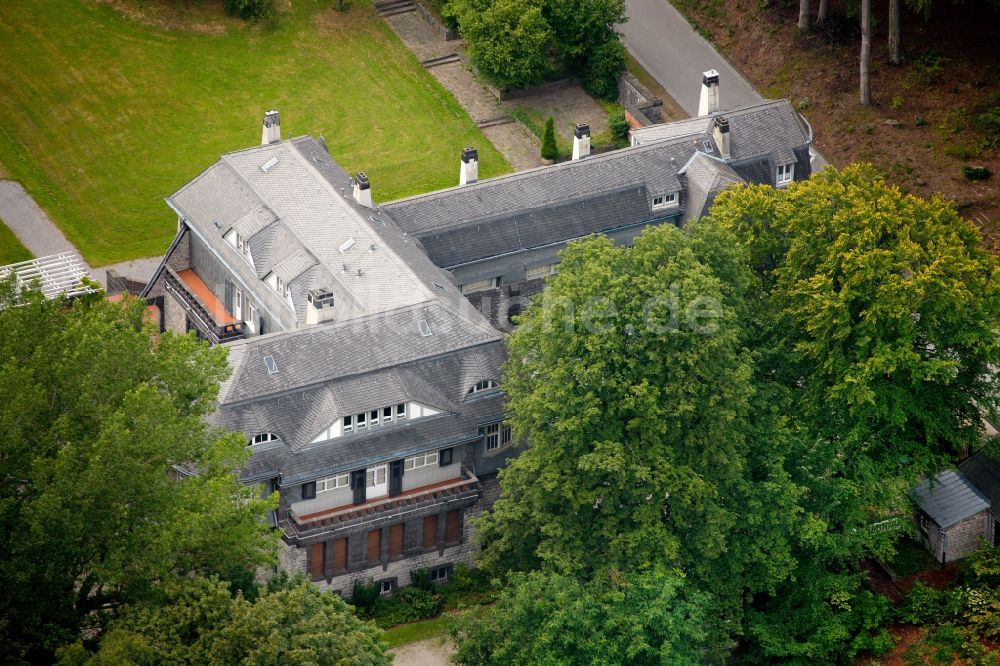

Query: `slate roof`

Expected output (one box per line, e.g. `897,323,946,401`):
958,451,1000,513
383,99,811,269
680,152,745,223
913,469,991,528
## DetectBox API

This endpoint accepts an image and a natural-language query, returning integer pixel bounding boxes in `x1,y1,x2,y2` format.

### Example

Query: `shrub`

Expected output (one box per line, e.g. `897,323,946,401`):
607,107,630,142
541,117,558,161
371,586,444,627
963,541,1000,587
582,39,626,102
962,165,991,181
223,0,273,21
351,579,381,613
897,582,965,625
409,568,436,593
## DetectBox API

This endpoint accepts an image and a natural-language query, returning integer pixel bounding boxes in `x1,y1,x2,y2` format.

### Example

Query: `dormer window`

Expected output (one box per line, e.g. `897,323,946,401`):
249,432,280,446
777,163,794,186
651,193,678,210
468,379,499,395
310,403,423,445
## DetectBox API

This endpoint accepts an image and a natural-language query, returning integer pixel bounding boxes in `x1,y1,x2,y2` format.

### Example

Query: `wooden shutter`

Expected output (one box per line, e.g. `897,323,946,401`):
445,510,461,543
423,514,438,549
367,529,381,565
332,537,347,572
389,524,404,557
308,542,325,580
224,279,233,312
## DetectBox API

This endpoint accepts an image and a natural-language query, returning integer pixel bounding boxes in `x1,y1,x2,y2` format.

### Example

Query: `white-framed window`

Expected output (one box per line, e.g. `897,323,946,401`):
484,423,500,451
526,264,556,281
468,379,500,395
370,409,380,427
459,278,494,294
777,163,794,185
404,451,439,471
651,192,678,210
246,302,257,331
484,423,512,452
343,415,353,433
317,473,349,493
379,580,395,596
430,566,450,583
356,412,367,430
234,289,243,320
249,432,280,446
493,276,503,288
366,466,387,487
396,403,407,420
383,406,393,423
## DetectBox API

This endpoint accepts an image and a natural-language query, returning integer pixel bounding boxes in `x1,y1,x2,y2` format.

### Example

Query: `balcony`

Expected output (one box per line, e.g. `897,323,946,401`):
164,267,245,344
281,467,480,546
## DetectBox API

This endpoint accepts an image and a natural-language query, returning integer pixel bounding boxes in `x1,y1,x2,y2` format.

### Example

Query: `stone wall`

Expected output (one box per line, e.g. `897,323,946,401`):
944,512,989,562
618,71,663,125
414,0,458,40
163,289,188,334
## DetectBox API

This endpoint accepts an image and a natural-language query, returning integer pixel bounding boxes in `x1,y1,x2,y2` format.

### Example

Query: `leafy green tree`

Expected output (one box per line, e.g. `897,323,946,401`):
542,0,625,67
581,37,626,101
711,164,1000,473
476,223,805,651
607,106,630,141
451,0,552,90
59,576,391,665
0,283,277,662
223,0,273,21
453,566,708,665
541,116,558,160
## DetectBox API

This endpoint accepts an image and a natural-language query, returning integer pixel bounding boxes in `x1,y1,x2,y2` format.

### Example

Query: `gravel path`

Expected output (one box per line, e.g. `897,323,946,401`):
0,179,160,286
390,635,455,666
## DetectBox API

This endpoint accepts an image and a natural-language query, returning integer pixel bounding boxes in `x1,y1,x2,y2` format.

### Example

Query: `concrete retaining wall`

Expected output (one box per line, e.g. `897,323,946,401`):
618,71,663,125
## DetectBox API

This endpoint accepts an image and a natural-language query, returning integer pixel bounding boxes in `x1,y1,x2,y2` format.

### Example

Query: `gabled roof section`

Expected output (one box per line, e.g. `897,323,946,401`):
958,451,1000,513
680,152,745,223
383,137,697,238
913,469,991,529
631,100,811,159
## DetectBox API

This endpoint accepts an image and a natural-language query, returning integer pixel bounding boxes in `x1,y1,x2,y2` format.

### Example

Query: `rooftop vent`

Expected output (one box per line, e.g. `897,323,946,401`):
339,238,356,253
369,243,377,252
264,355,278,374
260,156,279,173
417,319,432,337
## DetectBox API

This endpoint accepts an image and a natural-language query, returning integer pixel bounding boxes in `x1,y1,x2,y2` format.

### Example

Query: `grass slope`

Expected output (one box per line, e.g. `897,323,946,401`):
0,0,509,266
0,219,31,265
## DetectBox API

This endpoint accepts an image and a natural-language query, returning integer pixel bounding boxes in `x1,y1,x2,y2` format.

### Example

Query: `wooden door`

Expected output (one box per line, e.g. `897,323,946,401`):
367,529,381,565
332,537,347,572
308,542,325,580
423,514,438,549
389,524,404,557
445,510,461,543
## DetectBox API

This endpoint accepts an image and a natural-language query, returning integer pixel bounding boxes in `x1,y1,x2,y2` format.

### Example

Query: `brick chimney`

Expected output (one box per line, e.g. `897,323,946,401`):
572,123,591,161
261,110,280,145
459,147,478,186
713,116,730,158
353,172,373,208
698,70,720,116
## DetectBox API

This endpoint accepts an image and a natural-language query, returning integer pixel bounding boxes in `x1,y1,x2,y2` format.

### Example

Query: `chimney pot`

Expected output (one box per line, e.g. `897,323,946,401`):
713,116,731,158
459,147,479,186
698,70,721,116
306,289,336,325
353,172,373,208
261,110,281,145
572,123,591,161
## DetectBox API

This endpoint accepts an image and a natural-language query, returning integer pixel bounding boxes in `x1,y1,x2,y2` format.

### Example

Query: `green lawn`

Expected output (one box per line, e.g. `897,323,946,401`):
0,0,510,266
381,613,454,648
0,219,31,266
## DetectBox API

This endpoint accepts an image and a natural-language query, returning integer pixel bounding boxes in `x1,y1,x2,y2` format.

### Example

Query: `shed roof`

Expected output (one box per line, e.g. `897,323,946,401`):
913,469,991,528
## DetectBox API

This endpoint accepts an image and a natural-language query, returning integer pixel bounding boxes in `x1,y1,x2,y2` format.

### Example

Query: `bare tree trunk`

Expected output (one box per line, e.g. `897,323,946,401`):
799,0,812,30
860,0,872,105
817,0,828,24
888,0,902,64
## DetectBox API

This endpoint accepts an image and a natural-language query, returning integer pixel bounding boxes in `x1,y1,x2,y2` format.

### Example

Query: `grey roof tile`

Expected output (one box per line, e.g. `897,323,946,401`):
958,451,1000,512
913,469,991,528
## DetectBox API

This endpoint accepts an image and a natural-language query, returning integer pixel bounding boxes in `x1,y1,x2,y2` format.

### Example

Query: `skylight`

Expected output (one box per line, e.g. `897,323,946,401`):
260,157,279,173
417,319,432,337
264,355,278,374
339,238,356,253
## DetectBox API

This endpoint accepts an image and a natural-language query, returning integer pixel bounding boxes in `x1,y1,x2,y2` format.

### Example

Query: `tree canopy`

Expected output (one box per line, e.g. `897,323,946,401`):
58,576,391,666
464,165,1000,662
0,283,278,662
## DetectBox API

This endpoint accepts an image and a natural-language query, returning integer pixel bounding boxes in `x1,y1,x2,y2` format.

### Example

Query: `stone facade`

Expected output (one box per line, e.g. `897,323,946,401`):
618,71,663,125
919,510,990,564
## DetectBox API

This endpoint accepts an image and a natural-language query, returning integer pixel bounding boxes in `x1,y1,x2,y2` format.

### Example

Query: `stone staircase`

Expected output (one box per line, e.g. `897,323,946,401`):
374,0,416,16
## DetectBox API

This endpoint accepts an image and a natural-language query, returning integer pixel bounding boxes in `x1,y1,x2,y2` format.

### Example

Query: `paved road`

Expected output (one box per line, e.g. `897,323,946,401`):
620,0,762,115
619,0,829,170
0,179,160,286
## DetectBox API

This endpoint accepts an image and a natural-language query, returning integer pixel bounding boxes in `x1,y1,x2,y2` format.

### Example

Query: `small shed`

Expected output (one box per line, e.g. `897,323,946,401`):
913,469,991,564
958,451,1000,548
